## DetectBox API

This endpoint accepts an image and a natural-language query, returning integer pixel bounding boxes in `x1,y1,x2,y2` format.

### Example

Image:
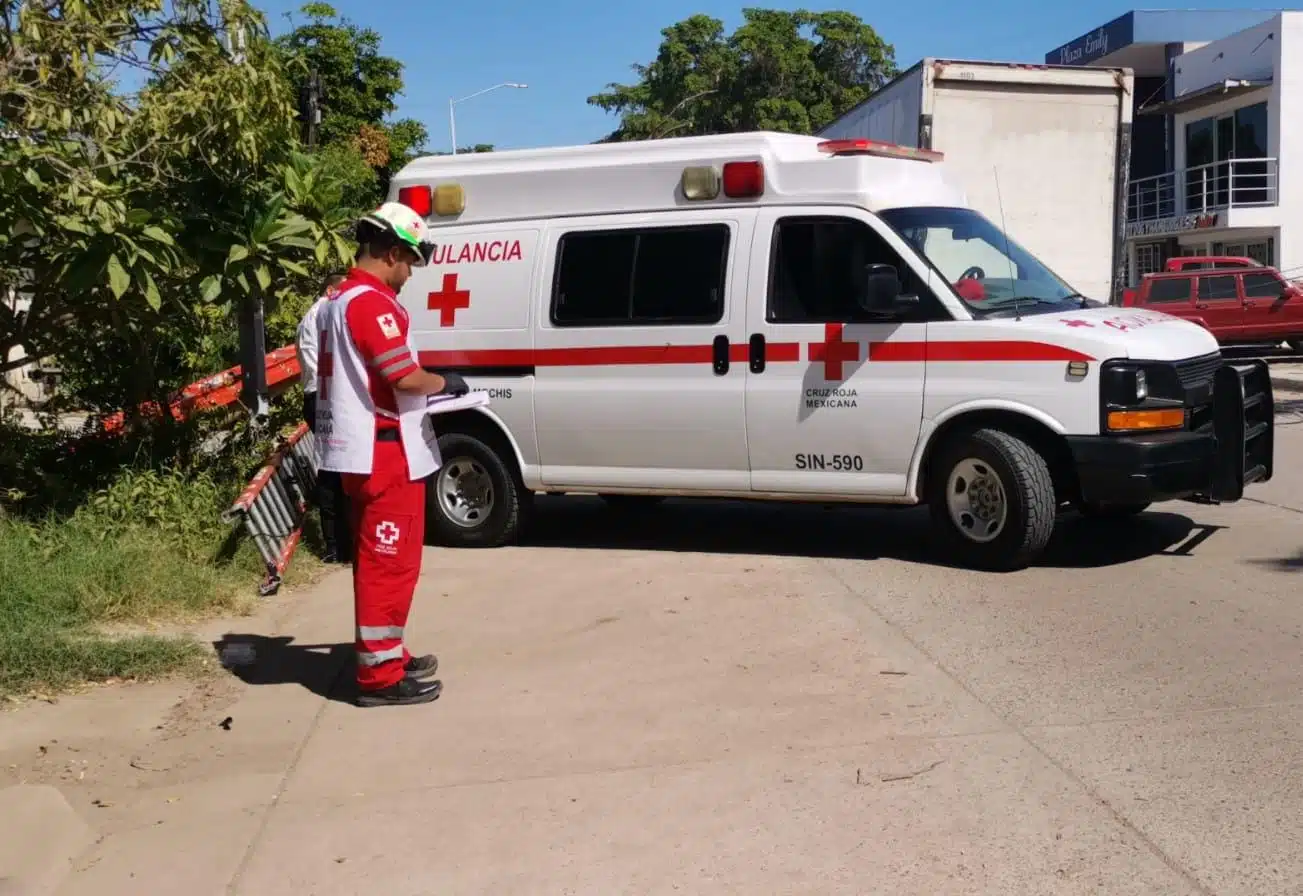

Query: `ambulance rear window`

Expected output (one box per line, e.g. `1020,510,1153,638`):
551,224,729,327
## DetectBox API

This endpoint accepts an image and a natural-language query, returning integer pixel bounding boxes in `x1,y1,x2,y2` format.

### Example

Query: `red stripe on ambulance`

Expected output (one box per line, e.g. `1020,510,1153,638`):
418,340,1092,369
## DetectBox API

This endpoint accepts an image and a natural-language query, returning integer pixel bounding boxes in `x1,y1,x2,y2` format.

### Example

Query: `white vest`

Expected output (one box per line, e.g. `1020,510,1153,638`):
315,283,441,480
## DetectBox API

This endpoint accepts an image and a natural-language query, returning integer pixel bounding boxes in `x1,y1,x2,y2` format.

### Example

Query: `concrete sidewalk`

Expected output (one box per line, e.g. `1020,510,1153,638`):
1270,362,1303,393
0,535,1210,895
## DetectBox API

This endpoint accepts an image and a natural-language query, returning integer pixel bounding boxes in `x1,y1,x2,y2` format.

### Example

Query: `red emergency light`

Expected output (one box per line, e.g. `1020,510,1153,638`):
816,139,943,162
721,160,764,198
397,185,432,216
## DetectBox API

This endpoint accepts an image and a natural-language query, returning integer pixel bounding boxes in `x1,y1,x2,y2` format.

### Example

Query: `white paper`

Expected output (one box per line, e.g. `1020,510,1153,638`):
426,390,491,415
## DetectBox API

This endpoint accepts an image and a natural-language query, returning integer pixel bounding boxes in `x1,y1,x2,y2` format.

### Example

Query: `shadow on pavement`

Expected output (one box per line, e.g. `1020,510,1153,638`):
1252,549,1303,572
521,496,1223,570
210,634,355,704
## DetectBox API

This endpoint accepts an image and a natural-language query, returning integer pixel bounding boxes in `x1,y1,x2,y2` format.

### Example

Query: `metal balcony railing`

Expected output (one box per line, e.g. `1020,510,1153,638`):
1127,157,1277,224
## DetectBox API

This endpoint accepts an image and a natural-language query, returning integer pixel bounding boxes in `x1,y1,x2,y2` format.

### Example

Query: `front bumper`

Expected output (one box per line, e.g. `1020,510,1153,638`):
1068,359,1275,505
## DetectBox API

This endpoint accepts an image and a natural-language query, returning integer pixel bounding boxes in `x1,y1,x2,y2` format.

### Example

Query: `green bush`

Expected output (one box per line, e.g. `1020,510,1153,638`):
0,400,319,697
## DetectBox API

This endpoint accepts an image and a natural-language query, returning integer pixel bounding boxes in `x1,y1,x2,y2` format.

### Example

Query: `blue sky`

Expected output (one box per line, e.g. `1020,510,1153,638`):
255,0,1278,152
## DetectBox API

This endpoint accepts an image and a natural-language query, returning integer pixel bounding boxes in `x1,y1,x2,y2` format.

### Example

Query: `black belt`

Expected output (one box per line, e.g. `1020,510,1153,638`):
376,428,401,442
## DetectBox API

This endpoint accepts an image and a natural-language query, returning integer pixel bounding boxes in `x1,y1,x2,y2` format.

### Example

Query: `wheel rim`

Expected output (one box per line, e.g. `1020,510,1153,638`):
436,456,495,529
945,457,1008,544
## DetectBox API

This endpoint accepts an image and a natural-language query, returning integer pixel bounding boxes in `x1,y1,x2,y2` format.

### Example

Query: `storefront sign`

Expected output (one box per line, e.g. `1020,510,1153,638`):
1046,15,1133,66
1125,213,1218,238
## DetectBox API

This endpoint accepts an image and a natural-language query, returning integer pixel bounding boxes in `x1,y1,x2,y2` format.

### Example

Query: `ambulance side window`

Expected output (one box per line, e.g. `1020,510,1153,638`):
767,216,940,323
551,225,729,326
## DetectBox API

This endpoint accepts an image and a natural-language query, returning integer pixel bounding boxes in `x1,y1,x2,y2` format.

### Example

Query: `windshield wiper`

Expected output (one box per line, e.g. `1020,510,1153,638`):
980,296,1065,311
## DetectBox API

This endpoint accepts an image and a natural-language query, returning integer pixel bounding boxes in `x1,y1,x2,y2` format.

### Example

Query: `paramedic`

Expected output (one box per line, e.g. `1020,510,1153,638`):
316,202,468,708
296,271,350,563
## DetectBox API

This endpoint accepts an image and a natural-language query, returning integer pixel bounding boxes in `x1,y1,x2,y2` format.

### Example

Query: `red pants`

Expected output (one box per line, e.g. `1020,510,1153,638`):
342,438,426,691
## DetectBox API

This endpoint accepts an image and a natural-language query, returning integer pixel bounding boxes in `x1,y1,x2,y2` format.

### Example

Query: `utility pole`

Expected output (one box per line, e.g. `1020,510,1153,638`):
299,69,321,148
237,299,269,420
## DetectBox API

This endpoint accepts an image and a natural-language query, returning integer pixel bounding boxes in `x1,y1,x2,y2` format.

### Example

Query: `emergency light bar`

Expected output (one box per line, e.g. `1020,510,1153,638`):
397,184,465,217
816,139,944,162
681,160,765,200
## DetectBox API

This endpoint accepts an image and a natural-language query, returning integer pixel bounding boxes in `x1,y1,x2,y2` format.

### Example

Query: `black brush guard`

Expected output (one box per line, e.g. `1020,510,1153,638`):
1197,359,1274,502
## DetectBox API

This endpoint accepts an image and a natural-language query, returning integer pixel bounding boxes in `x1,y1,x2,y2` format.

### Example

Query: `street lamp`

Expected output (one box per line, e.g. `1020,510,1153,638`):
449,82,527,154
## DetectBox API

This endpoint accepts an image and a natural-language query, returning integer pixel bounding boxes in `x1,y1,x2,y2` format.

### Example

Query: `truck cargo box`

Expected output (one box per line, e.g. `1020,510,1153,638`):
819,59,1133,304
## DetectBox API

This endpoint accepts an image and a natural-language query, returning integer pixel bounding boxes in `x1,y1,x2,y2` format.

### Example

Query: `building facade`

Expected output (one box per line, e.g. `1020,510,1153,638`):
1048,9,1298,284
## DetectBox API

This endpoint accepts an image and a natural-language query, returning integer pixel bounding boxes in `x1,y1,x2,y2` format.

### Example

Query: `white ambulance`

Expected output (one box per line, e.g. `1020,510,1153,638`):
386,132,1274,570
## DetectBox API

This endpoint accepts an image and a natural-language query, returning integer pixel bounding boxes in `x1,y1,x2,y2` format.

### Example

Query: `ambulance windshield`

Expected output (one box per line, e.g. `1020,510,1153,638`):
880,206,1086,314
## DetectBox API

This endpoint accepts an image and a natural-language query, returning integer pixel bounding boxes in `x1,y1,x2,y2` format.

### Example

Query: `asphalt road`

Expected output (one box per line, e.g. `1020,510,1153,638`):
14,396,1303,895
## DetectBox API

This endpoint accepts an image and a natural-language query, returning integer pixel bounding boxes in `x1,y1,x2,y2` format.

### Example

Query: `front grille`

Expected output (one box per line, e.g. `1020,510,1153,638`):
1174,351,1222,390
1175,350,1221,433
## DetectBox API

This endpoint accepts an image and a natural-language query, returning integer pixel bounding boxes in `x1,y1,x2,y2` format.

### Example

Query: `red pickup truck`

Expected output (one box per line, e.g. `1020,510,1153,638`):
1121,258,1303,350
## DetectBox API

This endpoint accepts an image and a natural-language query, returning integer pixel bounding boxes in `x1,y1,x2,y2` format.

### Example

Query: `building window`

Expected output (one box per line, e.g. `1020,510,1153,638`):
1184,101,1270,211
551,225,730,326
1233,103,1270,205
1135,242,1165,279
1246,238,1274,268
1211,238,1274,267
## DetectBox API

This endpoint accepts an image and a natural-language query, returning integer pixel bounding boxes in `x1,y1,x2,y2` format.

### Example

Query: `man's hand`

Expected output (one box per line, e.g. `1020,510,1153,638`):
438,372,469,396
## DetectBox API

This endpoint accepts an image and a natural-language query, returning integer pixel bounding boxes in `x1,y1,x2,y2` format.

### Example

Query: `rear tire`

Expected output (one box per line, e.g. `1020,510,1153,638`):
426,431,528,547
928,427,1056,571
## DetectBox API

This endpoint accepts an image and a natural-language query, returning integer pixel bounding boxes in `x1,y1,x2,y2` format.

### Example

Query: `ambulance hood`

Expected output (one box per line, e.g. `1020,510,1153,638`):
989,306,1219,362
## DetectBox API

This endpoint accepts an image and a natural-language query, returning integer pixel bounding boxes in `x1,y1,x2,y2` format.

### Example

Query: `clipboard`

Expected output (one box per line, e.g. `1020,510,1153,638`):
426,390,491,416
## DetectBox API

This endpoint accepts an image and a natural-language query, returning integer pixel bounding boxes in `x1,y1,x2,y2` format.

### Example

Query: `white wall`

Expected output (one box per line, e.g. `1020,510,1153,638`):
1274,13,1303,277
1168,12,1303,276
1173,18,1277,93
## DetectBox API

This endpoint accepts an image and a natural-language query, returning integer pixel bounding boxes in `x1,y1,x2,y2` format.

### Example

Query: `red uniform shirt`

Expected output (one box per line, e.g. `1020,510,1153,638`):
338,268,420,431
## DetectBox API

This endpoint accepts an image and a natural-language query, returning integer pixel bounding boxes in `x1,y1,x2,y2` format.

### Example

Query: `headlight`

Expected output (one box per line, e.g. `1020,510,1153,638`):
1100,361,1184,433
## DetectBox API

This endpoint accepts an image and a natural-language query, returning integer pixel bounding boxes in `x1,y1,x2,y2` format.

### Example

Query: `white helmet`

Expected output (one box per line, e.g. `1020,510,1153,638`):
356,201,435,266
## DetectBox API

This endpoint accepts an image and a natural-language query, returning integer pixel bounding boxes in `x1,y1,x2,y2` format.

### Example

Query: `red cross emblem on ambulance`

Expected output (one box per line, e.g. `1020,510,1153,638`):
808,324,860,380
427,273,471,327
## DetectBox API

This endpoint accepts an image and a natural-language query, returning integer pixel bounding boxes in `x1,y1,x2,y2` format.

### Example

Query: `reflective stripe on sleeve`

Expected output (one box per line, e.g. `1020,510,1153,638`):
369,346,410,368
379,357,416,379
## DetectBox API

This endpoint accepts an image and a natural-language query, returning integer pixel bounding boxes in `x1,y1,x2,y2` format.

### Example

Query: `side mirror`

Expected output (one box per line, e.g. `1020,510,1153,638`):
856,263,916,313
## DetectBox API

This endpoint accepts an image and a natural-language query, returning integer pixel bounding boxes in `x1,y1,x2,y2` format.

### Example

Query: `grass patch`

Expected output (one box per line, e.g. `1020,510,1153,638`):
0,402,328,698
0,469,266,697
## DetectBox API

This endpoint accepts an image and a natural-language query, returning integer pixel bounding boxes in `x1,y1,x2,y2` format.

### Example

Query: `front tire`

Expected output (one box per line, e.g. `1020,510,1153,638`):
928,428,1056,571
426,431,526,547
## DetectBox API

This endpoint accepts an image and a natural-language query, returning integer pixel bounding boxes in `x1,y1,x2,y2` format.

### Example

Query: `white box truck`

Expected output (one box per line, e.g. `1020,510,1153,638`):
819,59,1133,304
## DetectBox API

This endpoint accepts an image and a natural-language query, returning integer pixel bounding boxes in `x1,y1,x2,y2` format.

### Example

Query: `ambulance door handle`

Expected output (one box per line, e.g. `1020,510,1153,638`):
712,334,730,375
749,333,766,373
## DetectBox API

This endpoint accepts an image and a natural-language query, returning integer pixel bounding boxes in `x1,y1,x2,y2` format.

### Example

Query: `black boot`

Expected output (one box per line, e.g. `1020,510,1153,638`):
404,654,438,680
356,677,442,707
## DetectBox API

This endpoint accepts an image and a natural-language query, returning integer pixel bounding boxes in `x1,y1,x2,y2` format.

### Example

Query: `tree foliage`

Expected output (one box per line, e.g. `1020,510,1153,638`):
0,0,355,415
589,8,897,141
274,2,426,197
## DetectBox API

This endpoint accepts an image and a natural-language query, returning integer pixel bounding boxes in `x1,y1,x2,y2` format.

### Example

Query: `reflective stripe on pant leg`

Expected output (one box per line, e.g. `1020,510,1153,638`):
347,441,420,691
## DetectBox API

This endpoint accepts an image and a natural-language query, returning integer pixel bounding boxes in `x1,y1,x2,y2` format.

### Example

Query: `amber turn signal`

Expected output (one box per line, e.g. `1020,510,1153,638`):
1106,408,1185,431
